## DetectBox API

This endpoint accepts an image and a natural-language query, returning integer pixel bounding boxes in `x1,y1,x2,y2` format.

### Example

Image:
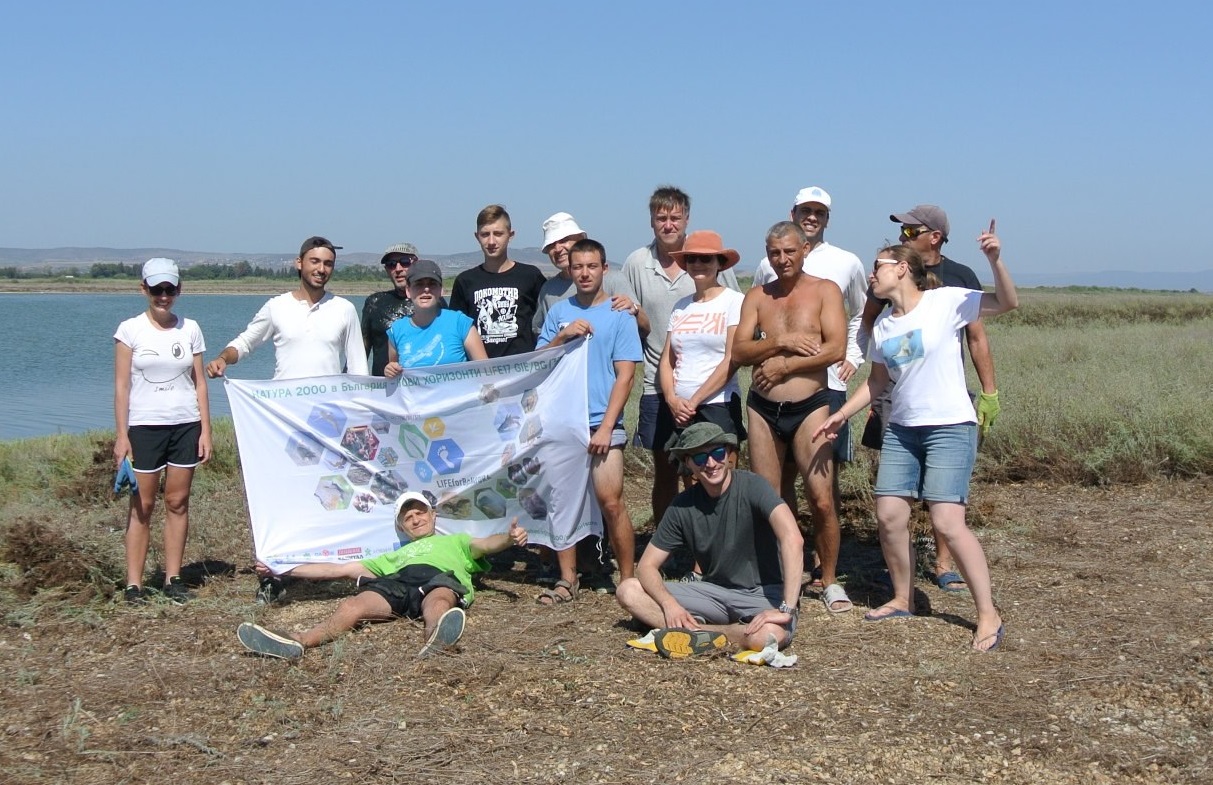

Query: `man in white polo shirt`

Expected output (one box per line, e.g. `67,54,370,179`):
205,236,368,380
751,187,867,588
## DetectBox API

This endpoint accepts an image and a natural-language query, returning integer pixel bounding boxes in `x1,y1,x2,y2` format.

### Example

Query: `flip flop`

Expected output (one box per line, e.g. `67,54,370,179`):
934,570,968,593
863,605,914,622
822,583,853,614
973,623,1005,653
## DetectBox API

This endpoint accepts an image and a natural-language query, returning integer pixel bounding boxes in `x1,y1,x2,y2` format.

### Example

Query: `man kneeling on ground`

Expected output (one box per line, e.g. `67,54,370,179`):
237,491,527,659
615,423,804,657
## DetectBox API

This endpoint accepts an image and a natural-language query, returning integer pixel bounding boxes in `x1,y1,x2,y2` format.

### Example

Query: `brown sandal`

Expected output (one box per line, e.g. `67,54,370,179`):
536,579,578,606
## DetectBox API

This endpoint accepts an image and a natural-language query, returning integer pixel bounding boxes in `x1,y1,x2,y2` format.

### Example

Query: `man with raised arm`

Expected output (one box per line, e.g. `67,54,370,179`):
237,491,528,659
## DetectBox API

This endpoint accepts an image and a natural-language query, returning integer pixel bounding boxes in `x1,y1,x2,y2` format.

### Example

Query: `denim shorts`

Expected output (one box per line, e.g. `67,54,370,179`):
633,393,661,449
874,422,978,503
827,389,853,463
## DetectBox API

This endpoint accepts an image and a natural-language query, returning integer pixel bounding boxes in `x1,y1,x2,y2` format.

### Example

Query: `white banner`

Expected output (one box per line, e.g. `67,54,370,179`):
225,339,598,572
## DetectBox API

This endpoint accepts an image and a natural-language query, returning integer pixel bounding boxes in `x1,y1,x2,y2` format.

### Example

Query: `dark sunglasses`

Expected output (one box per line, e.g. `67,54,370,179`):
148,284,179,296
383,257,417,269
689,445,728,467
683,255,720,265
899,225,933,240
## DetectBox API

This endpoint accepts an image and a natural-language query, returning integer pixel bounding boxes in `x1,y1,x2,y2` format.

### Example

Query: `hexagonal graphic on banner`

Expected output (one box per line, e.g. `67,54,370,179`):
341,425,380,462
519,416,543,445
474,488,507,518
521,388,539,413
352,491,378,513
428,439,464,475
322,449,347,471
398,423,429,460
314,475,354,511
494,403,523,440
308,404,347,439
495,477,518,499
369,470,409,504
413,461,433,483
346,464,373,486
377,446,399,468
422,417,446,439
285,432,323,466
517,487,549,520
370,415,391,434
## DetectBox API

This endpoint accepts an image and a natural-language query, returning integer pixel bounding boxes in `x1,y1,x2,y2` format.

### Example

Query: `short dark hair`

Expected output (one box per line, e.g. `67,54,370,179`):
299,236,341,258
568,238,606,264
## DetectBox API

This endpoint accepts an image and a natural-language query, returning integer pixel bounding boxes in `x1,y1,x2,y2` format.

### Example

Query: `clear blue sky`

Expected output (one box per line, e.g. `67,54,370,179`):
3,1,1210,278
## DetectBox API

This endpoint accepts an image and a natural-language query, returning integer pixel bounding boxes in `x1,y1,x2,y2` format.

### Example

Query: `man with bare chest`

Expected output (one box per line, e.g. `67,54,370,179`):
734,221,852,613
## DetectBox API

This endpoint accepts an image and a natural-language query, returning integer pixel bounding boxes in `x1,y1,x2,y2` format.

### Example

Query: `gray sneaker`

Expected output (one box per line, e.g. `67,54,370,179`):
418,607,465,657
237,622,304,660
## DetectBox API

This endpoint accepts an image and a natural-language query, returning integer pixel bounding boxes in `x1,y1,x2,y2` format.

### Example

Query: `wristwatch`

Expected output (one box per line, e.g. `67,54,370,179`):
778,601,799,618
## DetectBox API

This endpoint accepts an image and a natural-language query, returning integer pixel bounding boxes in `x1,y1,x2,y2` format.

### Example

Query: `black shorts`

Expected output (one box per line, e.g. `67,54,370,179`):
658,392,747,452
128,422,202,472
357,564,469,619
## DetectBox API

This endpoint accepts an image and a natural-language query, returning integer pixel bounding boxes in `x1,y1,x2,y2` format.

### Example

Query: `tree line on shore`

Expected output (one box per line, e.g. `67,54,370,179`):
2,263,397,281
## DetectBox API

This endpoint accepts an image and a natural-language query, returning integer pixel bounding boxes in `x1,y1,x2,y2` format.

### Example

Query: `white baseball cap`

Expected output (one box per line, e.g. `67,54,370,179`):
541,212,586,251
142,258,180,286
793,186,832,209
393,491,432,518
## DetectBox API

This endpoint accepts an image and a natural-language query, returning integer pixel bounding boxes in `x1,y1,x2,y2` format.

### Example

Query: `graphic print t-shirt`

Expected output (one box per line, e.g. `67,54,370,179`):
386,309,474,368
870,287,982,427
114,313,206,426
665,289,744,403
449,263,547,358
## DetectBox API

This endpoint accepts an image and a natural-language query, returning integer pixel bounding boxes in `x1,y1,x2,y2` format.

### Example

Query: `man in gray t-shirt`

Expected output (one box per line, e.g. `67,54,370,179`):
616,423,804,652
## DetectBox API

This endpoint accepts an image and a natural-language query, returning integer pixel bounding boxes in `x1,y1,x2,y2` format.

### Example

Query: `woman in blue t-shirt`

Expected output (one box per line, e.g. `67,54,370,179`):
816,221,1018,652
384,260,488,374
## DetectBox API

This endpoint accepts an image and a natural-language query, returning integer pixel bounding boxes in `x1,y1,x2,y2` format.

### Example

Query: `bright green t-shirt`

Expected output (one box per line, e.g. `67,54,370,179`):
359,533,490,604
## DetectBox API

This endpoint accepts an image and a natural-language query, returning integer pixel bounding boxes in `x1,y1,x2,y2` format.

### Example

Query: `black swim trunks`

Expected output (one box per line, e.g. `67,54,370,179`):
357,564,468,618
746,389,831,443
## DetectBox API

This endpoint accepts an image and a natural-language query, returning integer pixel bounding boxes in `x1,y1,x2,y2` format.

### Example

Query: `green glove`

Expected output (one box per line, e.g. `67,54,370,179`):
976,391,1001,435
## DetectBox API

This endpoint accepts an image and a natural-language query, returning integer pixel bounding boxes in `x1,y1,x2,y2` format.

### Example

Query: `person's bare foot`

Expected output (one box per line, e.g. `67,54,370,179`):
972,615,1005,652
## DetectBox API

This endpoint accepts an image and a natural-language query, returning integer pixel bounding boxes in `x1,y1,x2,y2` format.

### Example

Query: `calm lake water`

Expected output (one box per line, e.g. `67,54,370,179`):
0,292,367,441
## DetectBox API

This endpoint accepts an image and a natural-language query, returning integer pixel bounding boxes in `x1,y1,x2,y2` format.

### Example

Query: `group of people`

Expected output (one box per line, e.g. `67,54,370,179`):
112,184,1018,657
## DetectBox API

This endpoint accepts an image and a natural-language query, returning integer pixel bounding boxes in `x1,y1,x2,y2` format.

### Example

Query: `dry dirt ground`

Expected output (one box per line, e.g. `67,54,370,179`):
2,478,1211,784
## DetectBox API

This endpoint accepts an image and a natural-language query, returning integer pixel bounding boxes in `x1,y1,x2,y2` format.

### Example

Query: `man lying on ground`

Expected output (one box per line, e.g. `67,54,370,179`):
237,491,527,659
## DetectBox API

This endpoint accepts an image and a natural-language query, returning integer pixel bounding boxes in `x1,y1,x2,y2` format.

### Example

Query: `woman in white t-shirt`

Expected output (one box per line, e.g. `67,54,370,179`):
816,221,1018,651
657,230,747,449
113,258,212,605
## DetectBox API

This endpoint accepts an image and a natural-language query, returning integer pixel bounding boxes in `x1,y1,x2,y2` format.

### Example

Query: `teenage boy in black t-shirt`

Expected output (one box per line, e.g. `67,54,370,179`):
450,204,547,358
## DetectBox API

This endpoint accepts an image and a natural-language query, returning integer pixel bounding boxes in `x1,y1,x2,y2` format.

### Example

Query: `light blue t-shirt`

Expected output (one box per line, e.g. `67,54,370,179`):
537,298,643,428
386,309,475,368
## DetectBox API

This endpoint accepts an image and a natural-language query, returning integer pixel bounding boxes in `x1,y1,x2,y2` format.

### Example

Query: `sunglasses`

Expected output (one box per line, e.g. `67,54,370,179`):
683,255,720,265
689,445,728,467
872,258,902,274
899,225,933,240
383,257,417,269
148,284,179,296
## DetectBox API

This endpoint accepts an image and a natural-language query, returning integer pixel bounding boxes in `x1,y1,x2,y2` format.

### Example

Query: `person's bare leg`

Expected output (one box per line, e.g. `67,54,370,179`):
161,465,196,579
419,587,459,641
869,495,915,617
928,501,1002,649
651,448,678,525
294,591,395,649
592,447,635,580
745,406,786,496
125,469,161,588
792,407,842,591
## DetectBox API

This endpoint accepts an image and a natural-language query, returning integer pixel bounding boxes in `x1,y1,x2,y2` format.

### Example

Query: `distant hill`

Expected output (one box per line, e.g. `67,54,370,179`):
0,246,552,277
2,247,1209,291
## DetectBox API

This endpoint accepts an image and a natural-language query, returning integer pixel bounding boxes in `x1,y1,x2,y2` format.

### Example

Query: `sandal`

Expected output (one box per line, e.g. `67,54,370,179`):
822,583,853,614
536,579,578,606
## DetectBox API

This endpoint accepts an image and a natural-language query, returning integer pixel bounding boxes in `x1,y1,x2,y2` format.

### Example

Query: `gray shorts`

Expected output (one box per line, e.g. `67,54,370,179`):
664,580,796,636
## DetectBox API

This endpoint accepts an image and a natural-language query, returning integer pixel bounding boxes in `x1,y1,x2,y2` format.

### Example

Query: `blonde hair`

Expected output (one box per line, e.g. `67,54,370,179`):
878,245,941,291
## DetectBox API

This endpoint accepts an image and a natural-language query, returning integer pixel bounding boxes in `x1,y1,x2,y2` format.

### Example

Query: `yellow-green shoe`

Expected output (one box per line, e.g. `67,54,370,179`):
653,628,727,659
